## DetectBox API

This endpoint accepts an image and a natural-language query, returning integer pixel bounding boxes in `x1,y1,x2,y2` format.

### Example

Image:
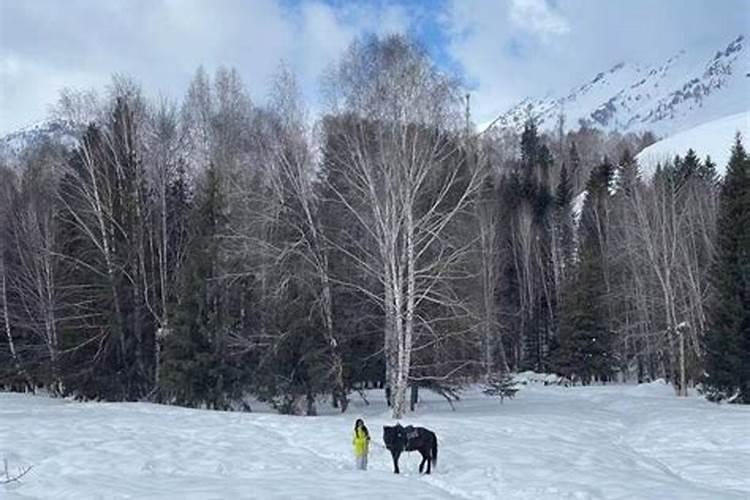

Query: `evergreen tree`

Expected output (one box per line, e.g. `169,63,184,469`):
568,141,582,192
555,163,576,279
483,372,519,403
699,155,719,185
615,148,640,196
704,136,750,402
57,97,158,400
554,161,615,383
161,164,238,409
674,149,701,187
515,118,556,371
521,118,541,171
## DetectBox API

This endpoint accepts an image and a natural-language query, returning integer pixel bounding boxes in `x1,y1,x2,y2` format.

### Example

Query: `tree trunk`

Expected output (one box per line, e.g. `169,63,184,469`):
1,263,32,390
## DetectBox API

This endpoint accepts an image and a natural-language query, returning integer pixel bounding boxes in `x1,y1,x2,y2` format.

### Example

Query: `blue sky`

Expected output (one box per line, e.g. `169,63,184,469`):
1,0,747,134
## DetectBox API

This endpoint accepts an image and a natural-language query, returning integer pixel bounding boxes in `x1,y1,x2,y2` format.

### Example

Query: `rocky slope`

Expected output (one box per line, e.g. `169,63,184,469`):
497,35,749,136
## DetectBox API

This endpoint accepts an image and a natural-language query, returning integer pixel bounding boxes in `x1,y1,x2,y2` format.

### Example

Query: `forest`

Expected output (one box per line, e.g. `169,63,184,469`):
1,35,748,418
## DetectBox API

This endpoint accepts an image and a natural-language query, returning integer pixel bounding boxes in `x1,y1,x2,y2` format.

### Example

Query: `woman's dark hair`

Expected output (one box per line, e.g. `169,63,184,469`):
354,419,369,436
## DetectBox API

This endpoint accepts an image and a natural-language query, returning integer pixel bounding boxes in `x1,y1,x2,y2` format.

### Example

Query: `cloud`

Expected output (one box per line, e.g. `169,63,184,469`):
1,0,746,134
0,0,413,134
441,0,748,125
509,0,569,37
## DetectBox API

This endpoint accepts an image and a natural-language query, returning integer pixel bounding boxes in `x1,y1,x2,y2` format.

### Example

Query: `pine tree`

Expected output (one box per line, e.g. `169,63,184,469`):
161,164,236,409
521,118,542,171
57,97,158,400
616,148,640,196
699,155,719,185
554,161,615,383
674,149,701,187
704,136,750,402
568,141,582,192
555,163,576,279
516,119,556,372
483,372,519,403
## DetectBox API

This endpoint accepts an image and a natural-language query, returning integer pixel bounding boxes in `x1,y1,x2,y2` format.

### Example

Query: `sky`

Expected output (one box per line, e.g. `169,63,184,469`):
1,0,748,134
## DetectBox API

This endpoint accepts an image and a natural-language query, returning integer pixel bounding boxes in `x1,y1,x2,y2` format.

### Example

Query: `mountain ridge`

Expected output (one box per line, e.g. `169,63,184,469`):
494,34,749,137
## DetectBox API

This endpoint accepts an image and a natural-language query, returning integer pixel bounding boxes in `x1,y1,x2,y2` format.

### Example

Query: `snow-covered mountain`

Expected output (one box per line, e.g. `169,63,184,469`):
636,110,750,176
496,35,749,137
0,120,79,169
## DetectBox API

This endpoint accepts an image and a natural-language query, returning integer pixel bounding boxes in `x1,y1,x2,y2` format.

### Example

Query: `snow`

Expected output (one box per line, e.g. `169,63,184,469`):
572,191,586,221
495,35,749,136
636,110,750,176
2,381,749,499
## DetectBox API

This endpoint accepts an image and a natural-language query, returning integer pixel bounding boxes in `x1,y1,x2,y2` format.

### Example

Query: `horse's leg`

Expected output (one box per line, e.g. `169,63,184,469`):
391,450,400,474
418,450,427,474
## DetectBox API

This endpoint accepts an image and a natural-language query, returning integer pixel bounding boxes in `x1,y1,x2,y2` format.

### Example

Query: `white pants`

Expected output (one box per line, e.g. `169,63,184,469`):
355,453,368,470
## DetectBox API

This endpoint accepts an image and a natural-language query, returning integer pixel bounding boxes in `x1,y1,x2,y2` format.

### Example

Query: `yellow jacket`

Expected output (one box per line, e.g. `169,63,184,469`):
353,427,370,456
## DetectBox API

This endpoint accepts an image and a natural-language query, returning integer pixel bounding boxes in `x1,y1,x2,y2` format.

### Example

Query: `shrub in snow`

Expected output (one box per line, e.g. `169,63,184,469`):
483,373,519,403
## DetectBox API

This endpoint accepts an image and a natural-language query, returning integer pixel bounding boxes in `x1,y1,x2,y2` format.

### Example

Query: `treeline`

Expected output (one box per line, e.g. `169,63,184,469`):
1,36,748,415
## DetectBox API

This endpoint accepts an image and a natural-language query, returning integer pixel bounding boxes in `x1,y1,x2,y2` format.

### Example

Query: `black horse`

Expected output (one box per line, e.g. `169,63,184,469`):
383,424,438,474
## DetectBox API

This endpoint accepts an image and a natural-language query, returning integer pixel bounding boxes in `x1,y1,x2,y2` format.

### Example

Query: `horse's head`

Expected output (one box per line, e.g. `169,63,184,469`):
383,424,405,451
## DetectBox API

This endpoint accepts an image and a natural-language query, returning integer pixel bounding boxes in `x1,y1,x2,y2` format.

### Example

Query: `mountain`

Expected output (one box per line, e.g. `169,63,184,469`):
0,120,79,169
636,110,750,176
495,35,749,137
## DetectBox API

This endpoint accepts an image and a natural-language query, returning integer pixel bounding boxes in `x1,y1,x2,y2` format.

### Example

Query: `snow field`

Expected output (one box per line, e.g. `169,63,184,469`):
1,381,749,499
636,110,750,177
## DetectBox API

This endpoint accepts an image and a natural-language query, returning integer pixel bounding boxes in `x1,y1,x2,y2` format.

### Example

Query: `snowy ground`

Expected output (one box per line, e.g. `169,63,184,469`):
636,110,750,177
2,380,749,500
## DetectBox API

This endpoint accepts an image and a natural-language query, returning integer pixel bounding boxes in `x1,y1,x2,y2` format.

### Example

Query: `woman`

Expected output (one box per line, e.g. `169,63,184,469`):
352,418,371,470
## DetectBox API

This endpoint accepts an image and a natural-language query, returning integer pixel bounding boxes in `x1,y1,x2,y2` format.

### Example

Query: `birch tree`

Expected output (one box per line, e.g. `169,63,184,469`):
323,36,483,417
263,68,348,409
58,90,158,399
0,166,29,389
7,148,64,392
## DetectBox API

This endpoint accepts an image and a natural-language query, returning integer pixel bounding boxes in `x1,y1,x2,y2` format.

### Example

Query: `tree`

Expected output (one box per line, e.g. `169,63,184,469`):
142,98,191,389
57,91,158,399
6,144,65,392
0,165,30,390
568,141,582,193
265,68,348,411
555,161,615,383
554,163,575,287
503,118,556,372
322,35,483,417
704,136,750,402
161,164,237,408
474,173,509,377
483,372,518,403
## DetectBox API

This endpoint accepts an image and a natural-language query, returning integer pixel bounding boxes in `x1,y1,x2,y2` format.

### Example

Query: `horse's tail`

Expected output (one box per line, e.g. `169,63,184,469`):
431,432,438,469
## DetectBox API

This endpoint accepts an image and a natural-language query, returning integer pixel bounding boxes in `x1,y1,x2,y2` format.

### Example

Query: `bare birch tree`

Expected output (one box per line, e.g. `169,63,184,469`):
620,161,717,395
322,36,484,417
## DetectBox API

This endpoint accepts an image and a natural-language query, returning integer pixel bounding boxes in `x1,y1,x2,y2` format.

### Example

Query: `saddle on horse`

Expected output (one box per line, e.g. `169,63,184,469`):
404,425,419,443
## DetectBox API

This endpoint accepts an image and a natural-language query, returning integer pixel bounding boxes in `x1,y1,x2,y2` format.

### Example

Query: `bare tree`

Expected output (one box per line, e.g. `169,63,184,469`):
0,166,31,389
57,84,158,398
141,98,191,390
323,36,483,417
619,164,716,395
7,150,65,392
264,67,349,409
